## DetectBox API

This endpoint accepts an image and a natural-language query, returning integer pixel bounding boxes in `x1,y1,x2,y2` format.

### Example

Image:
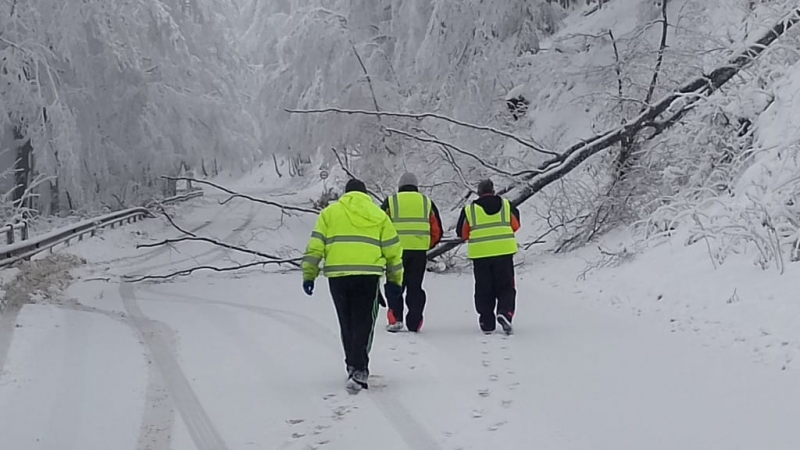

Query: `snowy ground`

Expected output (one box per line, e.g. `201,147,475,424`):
1,175,799,450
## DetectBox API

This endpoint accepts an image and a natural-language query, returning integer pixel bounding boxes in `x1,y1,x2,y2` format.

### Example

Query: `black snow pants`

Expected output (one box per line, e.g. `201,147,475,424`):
328,275,380,373
387,250,428,332
472,255,516,332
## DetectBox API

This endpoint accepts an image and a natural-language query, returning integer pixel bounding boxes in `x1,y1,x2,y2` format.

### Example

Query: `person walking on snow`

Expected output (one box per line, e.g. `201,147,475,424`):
381,173,443,333
302,179,404,393
456,179,520,335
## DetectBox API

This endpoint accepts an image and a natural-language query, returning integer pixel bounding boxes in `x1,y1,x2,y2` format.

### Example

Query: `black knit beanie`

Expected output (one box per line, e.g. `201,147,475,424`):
345,178,368,194
477,179,494,195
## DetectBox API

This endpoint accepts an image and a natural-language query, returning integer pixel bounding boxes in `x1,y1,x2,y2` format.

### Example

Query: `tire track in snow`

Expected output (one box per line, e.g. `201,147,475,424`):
120,281,229,450
133,289,443,450
110,196,246,272
117,202,258,450
0,304,21,376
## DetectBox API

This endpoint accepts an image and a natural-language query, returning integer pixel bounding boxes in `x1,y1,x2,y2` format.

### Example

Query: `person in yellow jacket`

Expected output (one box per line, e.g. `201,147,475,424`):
302,179,404,394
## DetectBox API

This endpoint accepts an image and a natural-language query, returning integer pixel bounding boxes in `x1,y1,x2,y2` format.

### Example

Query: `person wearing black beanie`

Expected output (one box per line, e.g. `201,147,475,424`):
301,177,404,394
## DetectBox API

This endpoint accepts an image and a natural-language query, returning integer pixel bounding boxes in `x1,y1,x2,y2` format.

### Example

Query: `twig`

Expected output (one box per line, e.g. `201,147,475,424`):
137,236,302,267
608,30,624,103
411,128,473,193
330,148,382,200
162,176,317,214
123,259,298,283
643,0,669,107
152,209,302,267
351,42,381,115
385,127,541,178
286,107,557,156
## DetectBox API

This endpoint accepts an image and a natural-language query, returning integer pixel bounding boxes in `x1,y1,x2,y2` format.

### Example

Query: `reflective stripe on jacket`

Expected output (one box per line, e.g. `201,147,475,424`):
464,199,517,259
302,191,404,284
387,192,432,251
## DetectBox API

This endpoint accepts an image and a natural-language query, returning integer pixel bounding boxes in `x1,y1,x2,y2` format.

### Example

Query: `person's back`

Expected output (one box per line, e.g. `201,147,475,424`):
302,179,403,393
456,179,520,335
381,173,443,332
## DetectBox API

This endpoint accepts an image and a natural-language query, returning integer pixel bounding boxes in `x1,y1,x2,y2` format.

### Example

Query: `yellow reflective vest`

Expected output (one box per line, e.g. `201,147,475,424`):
302,191,404,285
465,199,517,259
387,192,432,251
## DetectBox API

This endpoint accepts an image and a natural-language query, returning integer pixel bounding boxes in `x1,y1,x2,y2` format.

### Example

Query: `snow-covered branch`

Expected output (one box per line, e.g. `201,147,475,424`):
428,6,800,260
285,108,557,156
140,210,302,268
384,127,541,178
123,260,299,283
161,177,318,215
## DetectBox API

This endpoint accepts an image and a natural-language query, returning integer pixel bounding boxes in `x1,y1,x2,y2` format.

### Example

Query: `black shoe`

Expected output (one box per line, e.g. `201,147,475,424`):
497,315,513,335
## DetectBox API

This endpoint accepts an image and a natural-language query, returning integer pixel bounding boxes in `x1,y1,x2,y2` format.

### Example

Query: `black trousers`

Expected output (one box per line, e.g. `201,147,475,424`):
328,275,380,373
472,255,516,332
388,250,428,331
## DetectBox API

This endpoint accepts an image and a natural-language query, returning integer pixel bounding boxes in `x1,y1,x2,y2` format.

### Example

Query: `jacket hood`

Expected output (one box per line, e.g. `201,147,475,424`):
338,191,386,227
473,194,503,215
398,185,419,193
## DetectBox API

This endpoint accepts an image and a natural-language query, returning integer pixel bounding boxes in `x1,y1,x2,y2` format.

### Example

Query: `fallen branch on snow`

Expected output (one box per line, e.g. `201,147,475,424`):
427,7,800,260
162,176,318,215
123,259,299,283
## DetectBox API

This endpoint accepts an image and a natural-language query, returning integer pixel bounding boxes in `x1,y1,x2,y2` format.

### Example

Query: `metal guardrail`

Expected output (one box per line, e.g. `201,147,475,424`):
0,189,204,268
3,221,29,245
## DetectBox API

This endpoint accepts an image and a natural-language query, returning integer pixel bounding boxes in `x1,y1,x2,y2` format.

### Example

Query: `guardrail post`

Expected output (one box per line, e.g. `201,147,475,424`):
21,222,28,241
6,224,13,245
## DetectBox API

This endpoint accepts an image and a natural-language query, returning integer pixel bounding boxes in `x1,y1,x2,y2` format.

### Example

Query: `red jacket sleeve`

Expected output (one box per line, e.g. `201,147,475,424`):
429,214,442,248
511,215,520,232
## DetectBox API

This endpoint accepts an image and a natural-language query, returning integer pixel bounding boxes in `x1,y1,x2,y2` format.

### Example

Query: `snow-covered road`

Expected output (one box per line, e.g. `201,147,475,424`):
1,188,799,450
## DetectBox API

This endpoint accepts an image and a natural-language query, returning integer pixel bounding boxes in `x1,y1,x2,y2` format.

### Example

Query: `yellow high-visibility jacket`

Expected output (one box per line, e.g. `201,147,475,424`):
302,191,404,285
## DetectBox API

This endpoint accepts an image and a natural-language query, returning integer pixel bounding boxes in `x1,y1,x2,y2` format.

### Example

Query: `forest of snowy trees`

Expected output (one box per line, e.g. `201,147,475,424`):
2,0,799,269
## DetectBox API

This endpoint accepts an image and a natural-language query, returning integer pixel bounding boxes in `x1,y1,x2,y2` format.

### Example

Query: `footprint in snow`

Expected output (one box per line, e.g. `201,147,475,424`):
501,399,513,408
332,406,351,420
472,409,484,418
489,374,499,382
478,389,490,397
482,360,490,367
488,421,507,431
291,432,306,439
313,425,330,435
287,419,305,425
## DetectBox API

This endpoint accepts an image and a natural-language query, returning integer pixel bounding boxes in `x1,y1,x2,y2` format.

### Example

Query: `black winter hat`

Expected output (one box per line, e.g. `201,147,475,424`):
345,178,368,194
477,179,495,195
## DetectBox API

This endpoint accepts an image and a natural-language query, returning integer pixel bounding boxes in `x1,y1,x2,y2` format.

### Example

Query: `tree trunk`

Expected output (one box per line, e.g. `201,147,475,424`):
428,6,800,260
12,127,32,214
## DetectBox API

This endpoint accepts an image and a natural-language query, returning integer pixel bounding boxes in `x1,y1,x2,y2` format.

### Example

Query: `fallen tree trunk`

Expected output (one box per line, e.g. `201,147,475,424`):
427,7,800,260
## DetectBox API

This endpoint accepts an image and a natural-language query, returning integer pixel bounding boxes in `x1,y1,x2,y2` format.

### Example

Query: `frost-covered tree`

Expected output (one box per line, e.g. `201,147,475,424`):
0,0,260,218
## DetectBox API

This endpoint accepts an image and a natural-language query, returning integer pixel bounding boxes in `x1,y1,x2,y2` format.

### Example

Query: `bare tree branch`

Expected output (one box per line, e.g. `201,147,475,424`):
608,30,624,102
285,107,557,156
123,259,298,283
643,0,669,107
385,127,541,178
147,209,303,267
428,6,800,259
330,148,383,201
162,176,318,214
351,42,381,115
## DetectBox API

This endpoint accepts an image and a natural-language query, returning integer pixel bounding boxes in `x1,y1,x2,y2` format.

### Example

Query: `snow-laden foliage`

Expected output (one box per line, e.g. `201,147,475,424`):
247,0,567,204
0,0,259,216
